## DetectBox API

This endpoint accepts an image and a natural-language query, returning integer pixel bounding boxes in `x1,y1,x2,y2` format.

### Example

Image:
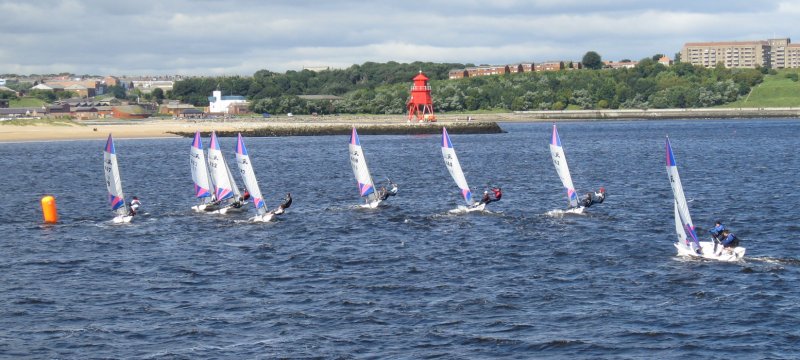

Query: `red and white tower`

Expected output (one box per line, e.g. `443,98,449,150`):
406,71,436,122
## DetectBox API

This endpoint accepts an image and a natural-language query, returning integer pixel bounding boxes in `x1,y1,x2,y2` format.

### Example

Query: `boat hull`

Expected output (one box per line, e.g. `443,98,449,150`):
204,201,249,214
358,199,383,209
448,203,486,214
112,215,133,224
674,241,746,262
250,213,275,222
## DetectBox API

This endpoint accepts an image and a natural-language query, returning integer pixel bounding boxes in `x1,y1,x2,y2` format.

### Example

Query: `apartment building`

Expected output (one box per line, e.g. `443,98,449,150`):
681,37,800,69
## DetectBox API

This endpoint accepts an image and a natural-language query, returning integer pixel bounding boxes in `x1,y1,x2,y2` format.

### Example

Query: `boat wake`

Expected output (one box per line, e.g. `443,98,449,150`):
746,256,800,266
545,208,585,217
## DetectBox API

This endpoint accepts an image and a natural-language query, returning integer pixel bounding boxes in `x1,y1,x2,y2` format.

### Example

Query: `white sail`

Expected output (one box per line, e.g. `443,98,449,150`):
441,127,473,205
665,136,700,250
349,127,378,202
103,134,129,216
674,200,687,244
234,133,267,216
207,131,236,202
549,124,579,208
190,131,213,201
224,154,243,199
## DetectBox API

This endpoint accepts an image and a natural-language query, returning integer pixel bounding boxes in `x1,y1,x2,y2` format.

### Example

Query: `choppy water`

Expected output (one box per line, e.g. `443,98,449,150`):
1,119,799,359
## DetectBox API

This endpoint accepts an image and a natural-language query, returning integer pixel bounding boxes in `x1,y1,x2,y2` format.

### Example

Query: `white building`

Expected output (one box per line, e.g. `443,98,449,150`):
208,90,248,114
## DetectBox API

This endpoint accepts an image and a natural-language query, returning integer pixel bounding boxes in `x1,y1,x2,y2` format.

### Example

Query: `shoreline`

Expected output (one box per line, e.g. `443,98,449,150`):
1,108,798,142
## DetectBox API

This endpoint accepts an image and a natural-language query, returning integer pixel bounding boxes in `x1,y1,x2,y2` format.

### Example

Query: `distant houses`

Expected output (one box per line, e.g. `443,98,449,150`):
448,56,678,80
448,61,583,79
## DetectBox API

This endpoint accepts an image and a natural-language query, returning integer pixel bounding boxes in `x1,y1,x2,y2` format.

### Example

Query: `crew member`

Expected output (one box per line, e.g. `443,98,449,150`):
378,181,398,201
709,221,726,242
720,229,739,249
273,193,292,215
128,196,141,216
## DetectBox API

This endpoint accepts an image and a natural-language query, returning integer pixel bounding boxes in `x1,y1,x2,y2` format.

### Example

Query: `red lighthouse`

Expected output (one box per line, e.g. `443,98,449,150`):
406,71,436,122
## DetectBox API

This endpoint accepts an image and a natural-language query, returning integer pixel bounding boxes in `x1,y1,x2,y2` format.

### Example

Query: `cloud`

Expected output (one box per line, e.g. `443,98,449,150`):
0,0,795,75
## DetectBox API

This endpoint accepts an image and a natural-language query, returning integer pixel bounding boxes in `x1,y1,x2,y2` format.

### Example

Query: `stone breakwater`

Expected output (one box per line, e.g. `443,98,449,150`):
168,121,504,137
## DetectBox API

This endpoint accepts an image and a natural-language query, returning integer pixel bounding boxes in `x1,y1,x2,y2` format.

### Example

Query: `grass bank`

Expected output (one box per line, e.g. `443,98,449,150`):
0,118,79,126
721,69,800,108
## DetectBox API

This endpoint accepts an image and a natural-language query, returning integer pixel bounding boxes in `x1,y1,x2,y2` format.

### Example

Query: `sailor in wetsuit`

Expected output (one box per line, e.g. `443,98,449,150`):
478,187,502,205
377,181,398,201
272,193,292,215
128,196,141,216
580,187,606,208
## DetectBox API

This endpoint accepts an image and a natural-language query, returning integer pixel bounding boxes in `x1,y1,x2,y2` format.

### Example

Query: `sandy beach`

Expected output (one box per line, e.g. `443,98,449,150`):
0,115,488,142
3,108,799,142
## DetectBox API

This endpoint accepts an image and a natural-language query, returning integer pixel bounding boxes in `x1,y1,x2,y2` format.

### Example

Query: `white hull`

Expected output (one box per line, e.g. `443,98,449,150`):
448,203,486,214
565,206,585,214
546,206,585,216
358,199,383,209
112,215,133,224
200,201,250,215
217,204,247,214
674,241,746,262
191,203,214,212
249,213,275,222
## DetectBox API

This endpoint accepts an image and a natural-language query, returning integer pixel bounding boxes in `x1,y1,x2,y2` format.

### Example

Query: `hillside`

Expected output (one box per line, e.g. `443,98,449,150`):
721,69,800,108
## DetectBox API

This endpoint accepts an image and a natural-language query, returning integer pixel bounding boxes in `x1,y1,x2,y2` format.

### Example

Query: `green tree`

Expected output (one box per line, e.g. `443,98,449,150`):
582,51,603,70
107,85,127,99
152,87,165,103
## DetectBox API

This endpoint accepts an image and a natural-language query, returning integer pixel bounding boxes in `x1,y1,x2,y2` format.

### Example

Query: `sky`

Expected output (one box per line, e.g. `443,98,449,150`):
1,0,798,76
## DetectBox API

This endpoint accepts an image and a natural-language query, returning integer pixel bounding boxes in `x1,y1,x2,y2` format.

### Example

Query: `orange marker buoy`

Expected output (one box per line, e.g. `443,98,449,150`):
41,195,58,224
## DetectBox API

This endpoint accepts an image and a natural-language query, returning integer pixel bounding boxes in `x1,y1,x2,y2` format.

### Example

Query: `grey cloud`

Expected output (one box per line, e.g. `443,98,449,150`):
0,0,797,75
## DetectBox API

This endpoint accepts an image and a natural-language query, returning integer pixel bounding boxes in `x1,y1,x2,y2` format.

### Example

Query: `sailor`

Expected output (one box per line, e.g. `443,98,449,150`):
580,187,606,208
378,181,398,201
580,192,594,208
479,187,502,205
719,229,740,249
709,220,726,242
491,187,502,201
128,196,141,216
273,193,292,215
204,194,222,211
594,187,606,204
479,190,491,205
232,189,250,208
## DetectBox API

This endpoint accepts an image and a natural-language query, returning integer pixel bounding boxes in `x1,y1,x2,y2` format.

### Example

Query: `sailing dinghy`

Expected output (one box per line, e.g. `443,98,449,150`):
207,131,247,214
666,136,745,261
441,127,484,213
103,134,133,223
549,124,584,214
349,127,382,208
189,131,216,212
234,134,275,222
